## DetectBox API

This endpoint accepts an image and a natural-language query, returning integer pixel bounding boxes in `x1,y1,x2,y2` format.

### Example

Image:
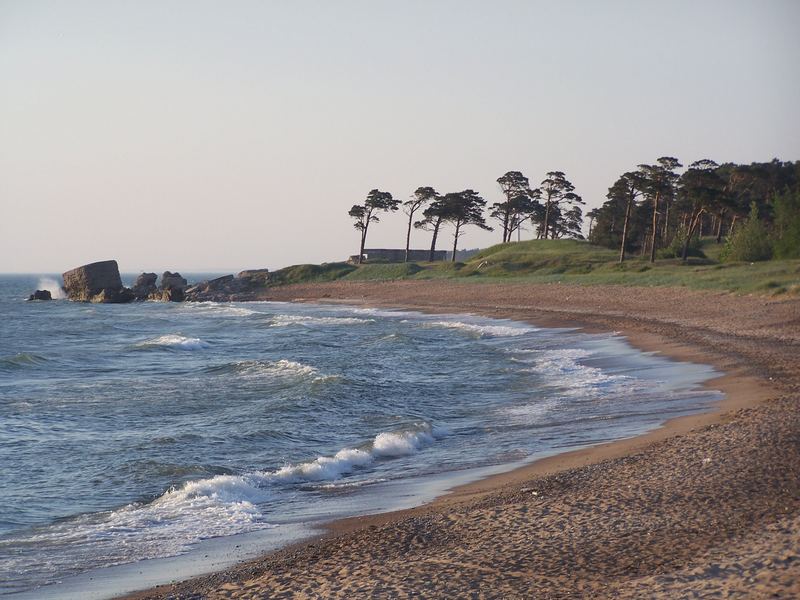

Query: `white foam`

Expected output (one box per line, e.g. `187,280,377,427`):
136,334,210,350
502,397,562,424
184,302,259,317
37,277,66,299
269,423,446,483
1,473,273,580
272,448,373,482
427,320,535,337
372,429,434,457
218,359,339,383
316,477,389,490
246,359,319,378
528,348,614,388
269,314,374,327
345,307,421,319
158,473,271,507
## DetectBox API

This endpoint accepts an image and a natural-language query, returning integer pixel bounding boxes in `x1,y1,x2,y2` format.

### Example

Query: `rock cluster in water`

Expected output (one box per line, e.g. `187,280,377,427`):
49,260,270,303
185,269,271,302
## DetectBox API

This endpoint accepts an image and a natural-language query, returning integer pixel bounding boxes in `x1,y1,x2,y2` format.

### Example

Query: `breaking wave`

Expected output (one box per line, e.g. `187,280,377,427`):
135,334,210,350
427,320,536,337
182,302,259,317
269,314,374,327
205,359,338,382
0,421,448,577
0,474,274,581
270,423,448,483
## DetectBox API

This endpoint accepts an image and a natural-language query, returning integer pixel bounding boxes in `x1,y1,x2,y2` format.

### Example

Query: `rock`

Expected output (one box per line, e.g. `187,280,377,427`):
27,290,52,301
155,271,188,302
131,273,158,300
237,269,270,286
205,274,235,291
184,270,271,302
149,288,184,302
92,287,136,303
163,288,185,302
184,275,235,302
62,260,133,303
160,271,188,292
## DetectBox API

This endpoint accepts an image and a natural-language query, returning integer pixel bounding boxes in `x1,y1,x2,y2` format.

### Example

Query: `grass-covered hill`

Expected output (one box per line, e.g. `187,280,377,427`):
267,239,800,296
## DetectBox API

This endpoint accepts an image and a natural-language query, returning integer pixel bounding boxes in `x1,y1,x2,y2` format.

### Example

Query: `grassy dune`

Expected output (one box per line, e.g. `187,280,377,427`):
267,239,800,295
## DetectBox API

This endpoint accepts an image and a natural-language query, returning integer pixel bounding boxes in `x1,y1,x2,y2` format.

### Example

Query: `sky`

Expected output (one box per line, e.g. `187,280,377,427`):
1,0,799,273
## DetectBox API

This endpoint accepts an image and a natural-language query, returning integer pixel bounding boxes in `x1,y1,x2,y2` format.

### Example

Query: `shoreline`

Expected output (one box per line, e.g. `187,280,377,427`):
122,280,799,598
319,304,771,539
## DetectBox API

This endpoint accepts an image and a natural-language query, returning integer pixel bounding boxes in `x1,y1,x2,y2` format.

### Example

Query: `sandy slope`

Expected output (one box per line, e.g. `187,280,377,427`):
126,281,800,599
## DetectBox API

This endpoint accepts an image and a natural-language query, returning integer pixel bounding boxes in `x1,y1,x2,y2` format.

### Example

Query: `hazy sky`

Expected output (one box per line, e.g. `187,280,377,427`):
1,0,799,273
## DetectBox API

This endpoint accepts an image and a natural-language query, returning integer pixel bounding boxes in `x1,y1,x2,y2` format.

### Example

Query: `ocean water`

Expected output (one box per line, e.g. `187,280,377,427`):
0,274,721,598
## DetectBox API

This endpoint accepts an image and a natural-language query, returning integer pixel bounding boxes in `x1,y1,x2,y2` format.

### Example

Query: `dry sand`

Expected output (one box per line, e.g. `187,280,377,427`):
125,281,800,599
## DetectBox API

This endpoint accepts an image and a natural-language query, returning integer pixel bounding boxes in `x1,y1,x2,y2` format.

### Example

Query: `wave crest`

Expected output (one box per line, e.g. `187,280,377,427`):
135,335,210,350
205,359,338,382
0,352,50,370
427,320,535,337
270,423,447,483
269,314,374,327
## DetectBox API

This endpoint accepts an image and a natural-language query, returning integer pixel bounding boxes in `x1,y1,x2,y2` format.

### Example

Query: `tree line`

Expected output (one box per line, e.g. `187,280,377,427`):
348,171,585,263
588,158,800,262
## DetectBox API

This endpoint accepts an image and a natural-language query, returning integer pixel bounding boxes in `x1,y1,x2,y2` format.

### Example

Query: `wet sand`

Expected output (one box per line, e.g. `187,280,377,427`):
124,281,800,599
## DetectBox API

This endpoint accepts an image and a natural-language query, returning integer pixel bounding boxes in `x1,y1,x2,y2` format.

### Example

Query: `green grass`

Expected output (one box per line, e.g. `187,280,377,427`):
265,240,800,296
459,239,619,276
342,263,423,281
268,262,356,285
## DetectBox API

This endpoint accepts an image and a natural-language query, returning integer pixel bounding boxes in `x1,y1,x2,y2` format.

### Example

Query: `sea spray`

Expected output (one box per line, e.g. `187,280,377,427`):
36,277,65,299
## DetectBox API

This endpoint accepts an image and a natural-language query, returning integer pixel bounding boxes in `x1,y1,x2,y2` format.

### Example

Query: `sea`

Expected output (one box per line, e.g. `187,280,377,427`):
0,274,722,599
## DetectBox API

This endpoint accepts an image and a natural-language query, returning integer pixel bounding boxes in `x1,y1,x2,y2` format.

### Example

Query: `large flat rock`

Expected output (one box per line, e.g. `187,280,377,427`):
62,260,129,303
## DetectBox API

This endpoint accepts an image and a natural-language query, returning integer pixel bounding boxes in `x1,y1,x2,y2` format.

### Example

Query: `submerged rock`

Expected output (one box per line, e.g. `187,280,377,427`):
27,290,52,301
62,260,134,303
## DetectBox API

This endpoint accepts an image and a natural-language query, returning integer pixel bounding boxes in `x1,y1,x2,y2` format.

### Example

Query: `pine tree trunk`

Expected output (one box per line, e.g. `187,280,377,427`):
542,201,551,240
358,225,368,265
404,214,413,262
429,219,441,262
715,210,725,243
649,191,660,263
619,197,633,263
452,222,461,262
681,210,703,262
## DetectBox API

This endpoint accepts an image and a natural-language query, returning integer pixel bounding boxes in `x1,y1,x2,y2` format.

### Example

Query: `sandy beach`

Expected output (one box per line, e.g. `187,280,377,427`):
124,281,800,599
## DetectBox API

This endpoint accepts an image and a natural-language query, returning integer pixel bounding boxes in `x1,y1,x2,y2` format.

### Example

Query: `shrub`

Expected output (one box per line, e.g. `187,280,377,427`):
721,203,773,262
658,227,705,259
